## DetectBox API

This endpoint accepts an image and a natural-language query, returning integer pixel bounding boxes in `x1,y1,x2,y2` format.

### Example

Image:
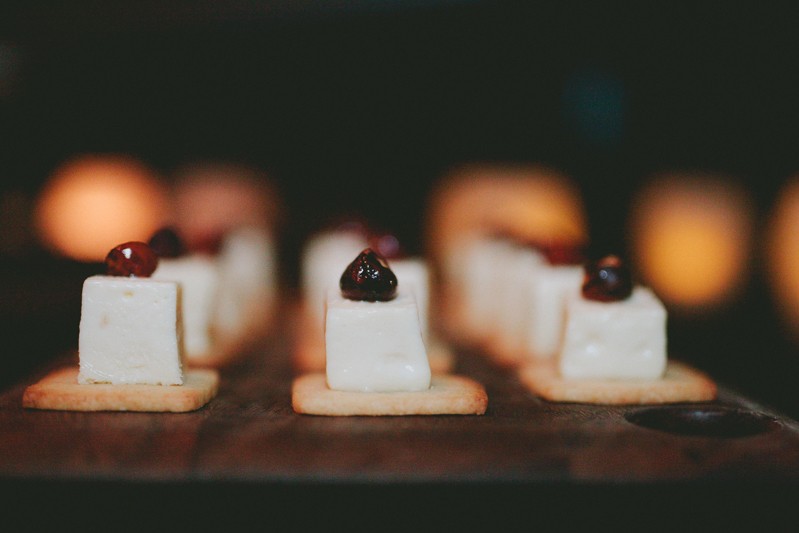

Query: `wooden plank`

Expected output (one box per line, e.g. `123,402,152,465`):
1,330,798,484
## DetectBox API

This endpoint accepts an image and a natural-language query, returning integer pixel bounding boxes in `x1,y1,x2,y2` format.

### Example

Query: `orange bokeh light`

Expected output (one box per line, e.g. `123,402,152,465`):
629,173,754,311
171,162,281,251
34,155,169,262
765,177,799,334
425,163,588,262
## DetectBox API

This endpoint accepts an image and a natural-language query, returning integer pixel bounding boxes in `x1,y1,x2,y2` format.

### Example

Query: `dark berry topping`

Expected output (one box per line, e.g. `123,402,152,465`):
191,230,225,255
370,231,406,260
105,241,159,277
148,226,185,258
340,248,398,302
524,238,586,265
582,255,633,302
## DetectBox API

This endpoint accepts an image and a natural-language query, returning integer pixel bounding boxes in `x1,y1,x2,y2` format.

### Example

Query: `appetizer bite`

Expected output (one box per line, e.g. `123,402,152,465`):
519,255,717,405
148,223,277,368
294,221,453,374
291,248,487,416
22,241,219,412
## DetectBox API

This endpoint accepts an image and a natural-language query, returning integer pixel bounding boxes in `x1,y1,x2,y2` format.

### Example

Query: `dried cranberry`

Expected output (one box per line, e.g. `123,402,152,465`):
522,237,586,265
340,248,398,302
191,230,225,255
105,241,159,277
148,226,185,258
540,241,586,265
582,255,633,302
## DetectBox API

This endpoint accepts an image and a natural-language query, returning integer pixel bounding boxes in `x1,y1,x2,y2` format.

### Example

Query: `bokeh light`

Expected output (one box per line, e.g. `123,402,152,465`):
33,155,169,262
764,176,799,336
629,173,754,312
426,163,588,265
171,162,281,251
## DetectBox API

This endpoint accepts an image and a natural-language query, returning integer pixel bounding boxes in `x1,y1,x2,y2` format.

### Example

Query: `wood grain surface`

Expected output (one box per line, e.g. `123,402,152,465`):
1,304,798,528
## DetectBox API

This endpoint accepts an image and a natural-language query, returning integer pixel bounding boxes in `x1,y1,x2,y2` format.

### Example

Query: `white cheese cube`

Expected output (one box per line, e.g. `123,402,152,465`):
301,230,370,330
522,263,583,359
495,244,545,354
213,226,277,338
460,236,519,343
559,286,667,380
325,287,431,392
78,275,184,385
389,257,431,344
152,254,219,358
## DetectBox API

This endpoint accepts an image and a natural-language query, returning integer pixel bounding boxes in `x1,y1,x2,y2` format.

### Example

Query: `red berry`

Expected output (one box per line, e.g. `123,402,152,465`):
148,226,185,258
340,248,398,302
105,241,159,277
541,241,586,266
524,237,586,265
582,255,633,302
191,230,225,255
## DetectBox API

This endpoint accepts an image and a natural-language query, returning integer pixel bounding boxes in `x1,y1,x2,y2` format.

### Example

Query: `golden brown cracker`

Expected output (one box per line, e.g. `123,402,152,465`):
291,373,487,416
518,359,717,405
22,366,219,412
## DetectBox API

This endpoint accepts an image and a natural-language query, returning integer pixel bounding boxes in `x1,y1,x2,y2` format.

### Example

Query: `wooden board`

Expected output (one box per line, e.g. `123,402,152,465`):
1,319,799,529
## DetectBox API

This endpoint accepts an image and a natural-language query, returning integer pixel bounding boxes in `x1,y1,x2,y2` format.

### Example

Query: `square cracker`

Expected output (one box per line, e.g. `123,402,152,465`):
292,373,488,416
22,366,219,412
518,359,717,405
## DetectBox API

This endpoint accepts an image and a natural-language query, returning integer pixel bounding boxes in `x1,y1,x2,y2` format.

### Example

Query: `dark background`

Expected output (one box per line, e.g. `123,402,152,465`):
2,2,799,417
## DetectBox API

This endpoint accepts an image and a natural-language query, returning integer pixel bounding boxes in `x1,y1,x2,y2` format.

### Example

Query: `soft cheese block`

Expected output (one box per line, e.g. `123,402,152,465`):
213,225,277,338
152,254,219,358
301,230,370,330
389,257,431,344
325,287,431,392
78,275,184,385
459,235,519,343
522,263,583,360
495,244,545,354
559,286,667,380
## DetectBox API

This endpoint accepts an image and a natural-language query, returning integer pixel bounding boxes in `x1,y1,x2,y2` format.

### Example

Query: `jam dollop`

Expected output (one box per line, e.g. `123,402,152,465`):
148,226,185,258
340,248,398,302
105,241,159,277
582,254,633,302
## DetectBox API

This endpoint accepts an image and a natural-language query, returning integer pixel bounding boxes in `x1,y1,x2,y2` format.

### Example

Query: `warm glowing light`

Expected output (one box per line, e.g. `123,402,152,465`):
171,162,281,250
34,155,169,262
629,174,754,311
425,163,588,339
765,177,799,334
426,163,588,262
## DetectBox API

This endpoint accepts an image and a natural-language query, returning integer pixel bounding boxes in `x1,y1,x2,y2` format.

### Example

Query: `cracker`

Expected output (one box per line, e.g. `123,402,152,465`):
518,359,717,405
292,332,456,375
22,366,219,412
292,373,488,416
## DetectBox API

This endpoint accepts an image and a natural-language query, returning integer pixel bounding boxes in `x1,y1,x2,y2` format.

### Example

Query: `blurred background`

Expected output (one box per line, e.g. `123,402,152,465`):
2,2,799,416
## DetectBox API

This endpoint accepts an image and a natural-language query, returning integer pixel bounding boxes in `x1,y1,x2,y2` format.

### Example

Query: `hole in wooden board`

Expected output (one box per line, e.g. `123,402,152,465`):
624,405,781,438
